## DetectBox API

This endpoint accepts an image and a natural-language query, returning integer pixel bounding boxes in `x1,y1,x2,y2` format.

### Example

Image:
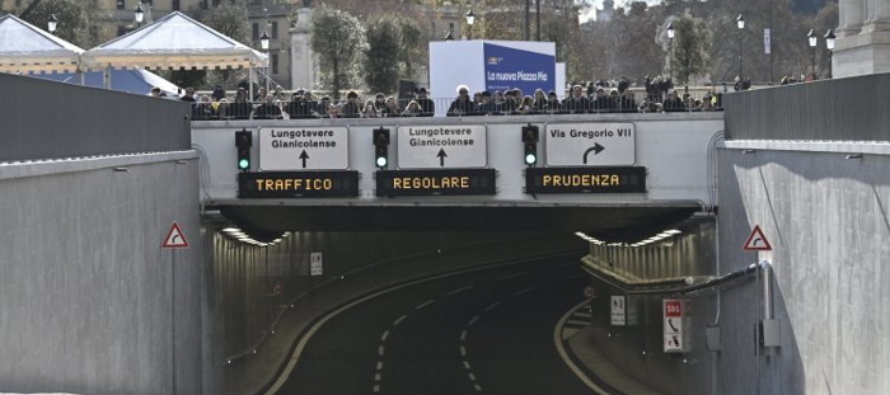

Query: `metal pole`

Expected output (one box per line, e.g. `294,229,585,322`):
525,0,530,41
828,51,833,79
738,32,743,78
769,0,774,83
811,48,816,78
669,39,673,80
171,250,176,395
535,0,541,41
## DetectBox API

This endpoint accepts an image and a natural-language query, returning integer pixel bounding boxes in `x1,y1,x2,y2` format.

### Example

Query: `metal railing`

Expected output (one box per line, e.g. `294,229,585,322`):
187,91,724,121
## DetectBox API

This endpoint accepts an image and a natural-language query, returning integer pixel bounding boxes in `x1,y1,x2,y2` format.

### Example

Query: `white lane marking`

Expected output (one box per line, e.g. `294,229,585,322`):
554,300,612,395
484,301,501,311
513,286,538,297
447,285,474,295
393,315,407,326
415,299,435,310
376,361,383,371
573,311,592,319
373,384,380,393
378,345,385,356
467,315,480,327
374,373,382,381
468,373,477,381
566,319,590,326
460,330,468,341
463,360,472,370
460,345,467,356
380,330,390,342
496,270,533,281
474,383,483,392
265,253,582,395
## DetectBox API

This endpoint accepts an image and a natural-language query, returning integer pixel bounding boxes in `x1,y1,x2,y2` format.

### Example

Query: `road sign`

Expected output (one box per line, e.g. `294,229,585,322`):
663,299,688,353
162,222,189,249
545,122,635,166
310,252,323,276
272,283,283,294
259,127,349,171
610,295,626,326
743,225,773,251
397,125,487,169
583,285,594,299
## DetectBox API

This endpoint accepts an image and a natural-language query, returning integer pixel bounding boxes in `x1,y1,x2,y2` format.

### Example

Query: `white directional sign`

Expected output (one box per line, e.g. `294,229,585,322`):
259,127,349,171
310,252,323,276
610,295,626,326
545,122,635,166
397,125,487,169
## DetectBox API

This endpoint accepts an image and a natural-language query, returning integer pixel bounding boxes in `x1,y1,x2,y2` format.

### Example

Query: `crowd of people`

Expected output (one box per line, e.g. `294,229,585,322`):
156,76,722,120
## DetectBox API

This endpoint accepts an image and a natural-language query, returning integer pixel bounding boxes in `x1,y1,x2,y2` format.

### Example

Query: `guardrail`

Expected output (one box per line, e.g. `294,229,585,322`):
581,255,759,295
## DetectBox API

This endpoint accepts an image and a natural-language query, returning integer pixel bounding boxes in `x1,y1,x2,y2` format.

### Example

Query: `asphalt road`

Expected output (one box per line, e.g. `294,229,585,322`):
276,256,594,395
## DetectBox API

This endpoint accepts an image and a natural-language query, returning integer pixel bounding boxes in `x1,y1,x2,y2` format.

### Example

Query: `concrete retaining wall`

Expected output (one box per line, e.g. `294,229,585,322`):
0,152,202,395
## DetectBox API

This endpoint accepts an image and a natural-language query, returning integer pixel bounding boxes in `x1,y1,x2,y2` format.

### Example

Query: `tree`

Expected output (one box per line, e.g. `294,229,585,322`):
397,17,423,81
310,6,367,99
364,17,403,95
17,0,109,48
669,15,712,84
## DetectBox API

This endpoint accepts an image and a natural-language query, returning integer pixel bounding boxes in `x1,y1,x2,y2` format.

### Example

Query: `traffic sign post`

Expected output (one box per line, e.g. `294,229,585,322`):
162,222,189,249
310,252,323,276
259,127,349,171
396,125,488,169
161,221,188,395
545,123,636,166
610,295,626,326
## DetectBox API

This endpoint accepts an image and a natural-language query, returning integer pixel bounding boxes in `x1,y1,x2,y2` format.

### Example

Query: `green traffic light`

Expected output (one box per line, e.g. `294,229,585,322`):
238,159,250,169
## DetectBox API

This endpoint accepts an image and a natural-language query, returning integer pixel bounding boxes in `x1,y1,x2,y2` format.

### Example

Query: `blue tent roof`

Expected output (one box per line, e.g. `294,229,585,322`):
30,69,181,96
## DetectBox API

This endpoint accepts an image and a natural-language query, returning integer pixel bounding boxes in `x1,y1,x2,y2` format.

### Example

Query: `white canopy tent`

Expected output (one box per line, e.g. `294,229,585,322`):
0,14,83,73
81,11,267,96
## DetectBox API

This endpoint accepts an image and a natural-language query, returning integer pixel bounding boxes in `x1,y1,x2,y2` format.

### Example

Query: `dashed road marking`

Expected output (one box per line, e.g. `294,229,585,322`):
447,285,473,295
484,301,501,311
380,330,390,342
377,345,385,356
468,373,477,381
374,373,382,382
460,345,467,356
460,330,468,341
467,315,480,327
376,361,383,371
463,360,472,370
513,286,538,297
474,383,483,392
393,315,407,326
373,384,380,393
496,270,533,281
415,299,435,310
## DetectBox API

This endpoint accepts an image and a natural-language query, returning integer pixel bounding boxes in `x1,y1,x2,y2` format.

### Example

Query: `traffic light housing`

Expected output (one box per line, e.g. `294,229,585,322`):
373,127,390,169
522,124,539,166
235,129,252,171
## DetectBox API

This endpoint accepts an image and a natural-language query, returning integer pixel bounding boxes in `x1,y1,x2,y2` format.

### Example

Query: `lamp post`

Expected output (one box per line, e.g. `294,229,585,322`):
807,29,817,78
825,29,836,79
736,14,745,79
47,14,58,34
466,10,475,40
666,22,675,81
260,32,270,94
134,3,144,27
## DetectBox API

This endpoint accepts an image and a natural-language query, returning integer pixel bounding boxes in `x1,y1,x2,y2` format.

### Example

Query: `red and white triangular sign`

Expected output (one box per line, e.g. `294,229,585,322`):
743,225,772,251
162,222,190,249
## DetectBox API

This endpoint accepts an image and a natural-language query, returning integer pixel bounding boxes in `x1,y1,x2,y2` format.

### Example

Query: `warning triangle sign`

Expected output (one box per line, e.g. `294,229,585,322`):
162,222,190,249
743,225,772,251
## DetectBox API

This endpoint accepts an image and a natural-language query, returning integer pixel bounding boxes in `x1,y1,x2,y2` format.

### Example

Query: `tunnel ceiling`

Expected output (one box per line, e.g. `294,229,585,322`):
216,205,700,242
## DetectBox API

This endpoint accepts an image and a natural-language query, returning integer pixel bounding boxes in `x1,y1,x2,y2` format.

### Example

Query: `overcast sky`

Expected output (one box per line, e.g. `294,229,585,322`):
579,0,662,23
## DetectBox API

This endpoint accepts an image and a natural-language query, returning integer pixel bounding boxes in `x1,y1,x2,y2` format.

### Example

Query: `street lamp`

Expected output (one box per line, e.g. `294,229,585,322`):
736,14,745,79
466,10,475,40
134,3,145,26
807,29,817,78
666,22,675,80
47,14,58,34
825,29,836,79
260,31,270,94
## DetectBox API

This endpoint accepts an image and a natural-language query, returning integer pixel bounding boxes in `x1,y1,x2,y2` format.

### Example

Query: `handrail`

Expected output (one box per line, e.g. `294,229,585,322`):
581,255,759,296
